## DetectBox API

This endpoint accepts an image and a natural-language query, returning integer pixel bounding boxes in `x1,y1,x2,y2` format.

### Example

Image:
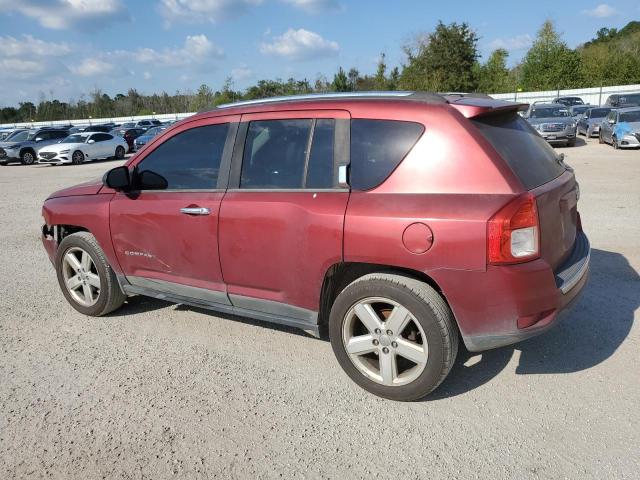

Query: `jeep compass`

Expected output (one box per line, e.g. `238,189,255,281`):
41,92,590,401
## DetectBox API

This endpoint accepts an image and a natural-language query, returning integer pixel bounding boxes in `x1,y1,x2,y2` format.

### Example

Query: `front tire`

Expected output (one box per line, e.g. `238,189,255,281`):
20,150,35,165
55,232,126,316
329,273,458,401
71,150,84,165
613,136,619,149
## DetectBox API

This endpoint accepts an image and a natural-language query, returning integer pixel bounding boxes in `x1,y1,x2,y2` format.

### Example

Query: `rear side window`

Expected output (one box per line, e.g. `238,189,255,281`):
136,124,229,190
350,119,425,190
472,113,566,190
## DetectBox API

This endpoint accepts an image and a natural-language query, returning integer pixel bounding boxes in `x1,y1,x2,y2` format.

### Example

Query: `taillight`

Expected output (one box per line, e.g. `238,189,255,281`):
488,194,540,265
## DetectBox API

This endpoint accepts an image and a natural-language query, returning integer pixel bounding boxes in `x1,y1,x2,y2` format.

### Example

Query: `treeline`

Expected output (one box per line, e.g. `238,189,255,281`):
2,19,639,124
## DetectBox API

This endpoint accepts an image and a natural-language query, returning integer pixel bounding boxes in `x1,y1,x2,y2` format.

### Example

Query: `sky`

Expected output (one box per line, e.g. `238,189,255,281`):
0,0,638,107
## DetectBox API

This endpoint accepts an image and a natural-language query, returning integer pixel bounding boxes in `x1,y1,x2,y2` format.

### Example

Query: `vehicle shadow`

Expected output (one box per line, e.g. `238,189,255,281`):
429,248,638,400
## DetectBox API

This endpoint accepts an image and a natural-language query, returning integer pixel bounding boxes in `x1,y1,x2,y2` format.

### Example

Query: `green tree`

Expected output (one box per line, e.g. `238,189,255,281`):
520,20,583,90
477,48,513,93
332,67,350,92
374,53,387,90
400,21,479,92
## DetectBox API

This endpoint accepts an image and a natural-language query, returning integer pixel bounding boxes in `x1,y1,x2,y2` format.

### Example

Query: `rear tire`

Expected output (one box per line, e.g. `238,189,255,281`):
598,132,604,144
115,145,125,160
329,273,458,401
55,232,126,316
71,150,84,165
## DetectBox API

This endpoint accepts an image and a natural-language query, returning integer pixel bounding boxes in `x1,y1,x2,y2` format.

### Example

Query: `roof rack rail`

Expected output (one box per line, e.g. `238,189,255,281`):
215,91,418,109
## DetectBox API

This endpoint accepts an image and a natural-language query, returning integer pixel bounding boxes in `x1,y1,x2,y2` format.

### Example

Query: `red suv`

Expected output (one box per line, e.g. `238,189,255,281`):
41,92,590,401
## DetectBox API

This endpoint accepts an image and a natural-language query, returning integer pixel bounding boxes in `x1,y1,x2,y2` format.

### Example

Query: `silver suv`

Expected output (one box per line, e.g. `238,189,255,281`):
524,103,577,147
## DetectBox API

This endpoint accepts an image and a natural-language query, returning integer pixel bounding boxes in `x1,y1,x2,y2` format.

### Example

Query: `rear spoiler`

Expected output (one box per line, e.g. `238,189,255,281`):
446,96,529,119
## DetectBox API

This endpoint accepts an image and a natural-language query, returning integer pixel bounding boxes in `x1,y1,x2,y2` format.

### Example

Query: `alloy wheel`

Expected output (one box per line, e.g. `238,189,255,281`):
342,297,428,386
22,152,35,165
61,247,101,307
72,151,84,164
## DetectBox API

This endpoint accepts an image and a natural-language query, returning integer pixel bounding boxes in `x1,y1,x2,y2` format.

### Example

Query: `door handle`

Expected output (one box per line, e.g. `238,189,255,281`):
180,207,211,216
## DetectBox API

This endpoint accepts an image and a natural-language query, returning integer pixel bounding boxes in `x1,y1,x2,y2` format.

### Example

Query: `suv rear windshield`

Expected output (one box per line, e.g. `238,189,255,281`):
472,112,566,190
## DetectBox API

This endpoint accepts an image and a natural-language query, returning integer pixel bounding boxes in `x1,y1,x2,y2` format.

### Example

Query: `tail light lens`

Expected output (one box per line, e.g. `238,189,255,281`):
488,194,540,265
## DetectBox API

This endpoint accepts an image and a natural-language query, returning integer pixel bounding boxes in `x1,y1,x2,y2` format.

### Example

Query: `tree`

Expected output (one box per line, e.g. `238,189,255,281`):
400,21,479,92
477,48,513,93
520,20,583,90
374,53,387,90
347,68,360,91
191,83,214,111
332,67,350,92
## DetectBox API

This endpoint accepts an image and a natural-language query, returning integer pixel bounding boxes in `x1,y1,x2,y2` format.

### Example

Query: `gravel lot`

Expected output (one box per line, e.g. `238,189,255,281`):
1,138,638,479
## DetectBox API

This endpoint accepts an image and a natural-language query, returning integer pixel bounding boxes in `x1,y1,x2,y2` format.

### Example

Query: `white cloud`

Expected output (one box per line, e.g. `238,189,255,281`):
159,0,263,24
488,34,533,51
0,0,128,30
128,34,223,67
231,65,253,81
69,58,116,77
0,35,71,57
282,0,342,14
260,28,339,60
0,58,48,78
581,3,617,18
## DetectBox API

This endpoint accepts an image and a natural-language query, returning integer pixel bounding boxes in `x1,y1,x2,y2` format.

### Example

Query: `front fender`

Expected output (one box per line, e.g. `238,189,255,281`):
42,194,121,274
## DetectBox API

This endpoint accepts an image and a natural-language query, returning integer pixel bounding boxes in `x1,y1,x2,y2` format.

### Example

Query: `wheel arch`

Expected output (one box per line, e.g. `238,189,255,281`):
318,262,456,332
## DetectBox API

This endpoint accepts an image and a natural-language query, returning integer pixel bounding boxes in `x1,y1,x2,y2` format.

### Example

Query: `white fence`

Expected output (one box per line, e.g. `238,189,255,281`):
0,112,195,129
492,83,640,106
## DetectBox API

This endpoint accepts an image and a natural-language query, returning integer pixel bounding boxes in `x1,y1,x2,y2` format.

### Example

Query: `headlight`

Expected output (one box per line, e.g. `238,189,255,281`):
59,149,70,154
569,122,576,128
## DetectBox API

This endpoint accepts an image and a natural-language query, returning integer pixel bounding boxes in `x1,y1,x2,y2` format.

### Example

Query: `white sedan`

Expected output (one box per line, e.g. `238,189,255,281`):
37,132,128,165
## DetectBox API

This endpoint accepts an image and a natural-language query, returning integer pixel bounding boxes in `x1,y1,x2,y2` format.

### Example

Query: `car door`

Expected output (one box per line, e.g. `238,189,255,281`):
109,115,239,303
218,110,350,324
601,112,613,141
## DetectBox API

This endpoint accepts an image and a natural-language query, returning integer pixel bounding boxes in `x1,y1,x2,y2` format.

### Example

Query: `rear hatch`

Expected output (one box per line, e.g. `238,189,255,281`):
471,111,578,270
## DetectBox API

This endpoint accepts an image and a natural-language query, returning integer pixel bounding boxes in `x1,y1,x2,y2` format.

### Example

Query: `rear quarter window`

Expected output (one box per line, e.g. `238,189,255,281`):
350,119,424,190
472,112,566,190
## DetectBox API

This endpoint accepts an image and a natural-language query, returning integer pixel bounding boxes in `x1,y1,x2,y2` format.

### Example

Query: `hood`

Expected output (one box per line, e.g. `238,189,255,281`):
617,121,640,133
40,142,84,153
0,141,25,149
47,177,104,199
528,116,573,125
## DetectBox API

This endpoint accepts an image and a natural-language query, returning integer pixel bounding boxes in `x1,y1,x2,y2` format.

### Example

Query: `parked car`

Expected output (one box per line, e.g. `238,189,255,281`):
0,128,69,165
576,107,612,137
68,126,88,134
133,126,167,149
604,93,640,108
84,124,113,133
120,122,136,129
41,92,589,401
568,105,590,118
523,103,577,146
134,119,161,130
599,107,640,149
0,128,25,141
38,132,128,165
110,127,146,152
553,96,584,106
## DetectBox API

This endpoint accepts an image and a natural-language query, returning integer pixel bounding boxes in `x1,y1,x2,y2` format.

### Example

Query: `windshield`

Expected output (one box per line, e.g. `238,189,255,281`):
572,106,589,115
61,134,87,143
619,111,640,123
619,94,640,105
146,127,163,136
531,107,570,118
590,108,611,119
7,131,31,142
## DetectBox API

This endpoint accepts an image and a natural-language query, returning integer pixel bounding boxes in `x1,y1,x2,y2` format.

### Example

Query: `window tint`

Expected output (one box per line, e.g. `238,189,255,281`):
137,124,229,190
240,119,312,188
306,119,335,189
92,133,112,142
350,119,424,190
472,112,566,190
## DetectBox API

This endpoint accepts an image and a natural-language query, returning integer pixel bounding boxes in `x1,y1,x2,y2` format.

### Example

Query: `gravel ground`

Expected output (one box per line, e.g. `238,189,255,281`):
0,138,638,479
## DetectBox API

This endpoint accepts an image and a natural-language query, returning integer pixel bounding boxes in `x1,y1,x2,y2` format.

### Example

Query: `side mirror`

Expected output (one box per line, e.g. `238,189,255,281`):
35,137,43,142
103,166,131,191
608,119,615,124
87,139,95,144
138,170,168,190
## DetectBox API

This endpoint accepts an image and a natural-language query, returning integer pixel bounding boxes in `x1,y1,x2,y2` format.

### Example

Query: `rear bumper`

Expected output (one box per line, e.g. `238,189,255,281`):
435,231,590,352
